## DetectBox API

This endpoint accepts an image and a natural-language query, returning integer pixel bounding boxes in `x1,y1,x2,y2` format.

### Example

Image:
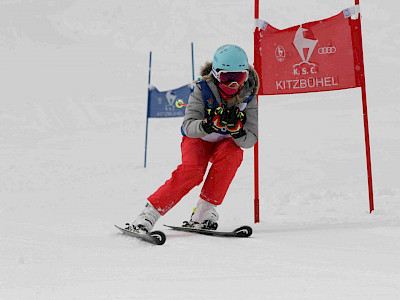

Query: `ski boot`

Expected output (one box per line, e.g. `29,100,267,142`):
127,202,161,233
183,199,219,230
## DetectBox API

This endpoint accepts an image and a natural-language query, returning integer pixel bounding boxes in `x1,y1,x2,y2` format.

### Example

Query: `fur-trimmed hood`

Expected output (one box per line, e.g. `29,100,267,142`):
198,61,260,101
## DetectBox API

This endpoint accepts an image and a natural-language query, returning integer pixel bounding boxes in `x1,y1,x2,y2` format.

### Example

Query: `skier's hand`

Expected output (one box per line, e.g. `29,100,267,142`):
225,107,246,139
202,104,226,134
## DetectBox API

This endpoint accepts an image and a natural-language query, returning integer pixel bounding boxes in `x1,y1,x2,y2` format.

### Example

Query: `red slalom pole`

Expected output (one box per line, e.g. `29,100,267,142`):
362,81,374,213
253,0,260,223
354,0,374,212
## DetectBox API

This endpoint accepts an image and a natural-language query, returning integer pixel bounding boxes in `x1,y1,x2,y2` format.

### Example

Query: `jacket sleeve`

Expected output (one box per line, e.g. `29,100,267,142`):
181,84,209,138
232,97,258,149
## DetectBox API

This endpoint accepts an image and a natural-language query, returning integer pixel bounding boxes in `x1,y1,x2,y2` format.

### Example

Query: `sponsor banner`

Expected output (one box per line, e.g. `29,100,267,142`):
148,84,192,118
257,11,362,95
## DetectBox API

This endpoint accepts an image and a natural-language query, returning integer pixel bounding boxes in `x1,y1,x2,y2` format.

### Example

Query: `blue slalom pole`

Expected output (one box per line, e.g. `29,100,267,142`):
144,51,152,168
191,42,195,82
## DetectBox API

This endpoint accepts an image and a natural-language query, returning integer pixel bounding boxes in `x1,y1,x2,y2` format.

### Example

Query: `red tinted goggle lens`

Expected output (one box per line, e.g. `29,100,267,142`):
219,71,248,85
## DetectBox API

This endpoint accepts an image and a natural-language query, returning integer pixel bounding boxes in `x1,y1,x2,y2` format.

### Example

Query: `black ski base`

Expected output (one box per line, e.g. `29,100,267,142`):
164,224,252,238
115,225,166,245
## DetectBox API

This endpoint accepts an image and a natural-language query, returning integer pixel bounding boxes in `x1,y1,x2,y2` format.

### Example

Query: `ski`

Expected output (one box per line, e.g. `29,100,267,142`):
115,225,166,245
164,224,252,238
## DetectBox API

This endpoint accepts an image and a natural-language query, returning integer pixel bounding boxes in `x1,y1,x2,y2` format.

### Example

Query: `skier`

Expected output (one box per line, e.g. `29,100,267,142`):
129,44,259,233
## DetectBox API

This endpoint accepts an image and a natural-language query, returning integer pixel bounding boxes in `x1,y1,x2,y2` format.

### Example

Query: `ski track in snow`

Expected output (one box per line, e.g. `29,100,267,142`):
1,0,400,299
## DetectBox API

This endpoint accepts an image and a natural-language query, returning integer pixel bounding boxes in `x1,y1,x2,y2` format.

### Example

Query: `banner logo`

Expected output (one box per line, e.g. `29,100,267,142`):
293,25,318,65
318,46,337,54
165,91,178,109
275,45,285,62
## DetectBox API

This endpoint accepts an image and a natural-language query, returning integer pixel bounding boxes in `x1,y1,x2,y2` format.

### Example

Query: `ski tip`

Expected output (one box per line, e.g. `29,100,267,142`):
150,230,167,245
234,225,253,237
115,224,125,231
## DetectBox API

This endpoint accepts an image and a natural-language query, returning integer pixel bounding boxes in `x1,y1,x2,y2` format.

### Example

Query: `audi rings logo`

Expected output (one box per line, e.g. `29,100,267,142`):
318,46,336,55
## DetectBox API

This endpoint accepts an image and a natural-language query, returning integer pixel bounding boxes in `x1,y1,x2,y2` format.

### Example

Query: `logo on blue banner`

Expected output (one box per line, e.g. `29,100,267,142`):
147,84,192,118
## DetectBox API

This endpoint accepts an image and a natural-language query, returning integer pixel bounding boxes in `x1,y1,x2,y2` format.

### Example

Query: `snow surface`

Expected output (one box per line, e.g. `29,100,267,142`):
1,0,400,299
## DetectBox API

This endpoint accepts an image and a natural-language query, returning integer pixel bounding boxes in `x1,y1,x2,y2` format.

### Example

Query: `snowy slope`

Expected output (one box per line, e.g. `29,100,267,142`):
1,0,399,299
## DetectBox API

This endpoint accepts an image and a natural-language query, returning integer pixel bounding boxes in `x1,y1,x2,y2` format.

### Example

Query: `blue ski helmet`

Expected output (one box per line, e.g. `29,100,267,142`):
212,44,249,72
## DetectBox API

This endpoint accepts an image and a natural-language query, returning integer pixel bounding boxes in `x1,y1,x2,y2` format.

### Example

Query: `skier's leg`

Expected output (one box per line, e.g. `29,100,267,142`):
147,137,213,215
200,138,243,205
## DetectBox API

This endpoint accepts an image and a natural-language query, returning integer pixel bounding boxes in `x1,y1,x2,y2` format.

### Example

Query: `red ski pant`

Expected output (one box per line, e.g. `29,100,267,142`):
148,136,243,215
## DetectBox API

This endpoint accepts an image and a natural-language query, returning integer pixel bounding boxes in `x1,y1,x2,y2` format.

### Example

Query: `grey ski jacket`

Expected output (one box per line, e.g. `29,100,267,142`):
181,62,259,149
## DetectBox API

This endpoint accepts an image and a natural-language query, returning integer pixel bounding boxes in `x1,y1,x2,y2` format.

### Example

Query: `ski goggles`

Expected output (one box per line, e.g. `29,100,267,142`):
212,69,249,86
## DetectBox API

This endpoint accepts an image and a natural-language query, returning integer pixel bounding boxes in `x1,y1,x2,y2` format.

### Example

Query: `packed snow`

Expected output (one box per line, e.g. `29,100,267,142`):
1,0,399,299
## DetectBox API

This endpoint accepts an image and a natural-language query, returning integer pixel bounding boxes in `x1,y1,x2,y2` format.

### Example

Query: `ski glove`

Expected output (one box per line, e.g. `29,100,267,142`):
224,107,247,139
201,104,227,134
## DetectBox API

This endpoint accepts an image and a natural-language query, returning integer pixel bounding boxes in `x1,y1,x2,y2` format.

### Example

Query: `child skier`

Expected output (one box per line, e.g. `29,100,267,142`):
129,44,259,233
